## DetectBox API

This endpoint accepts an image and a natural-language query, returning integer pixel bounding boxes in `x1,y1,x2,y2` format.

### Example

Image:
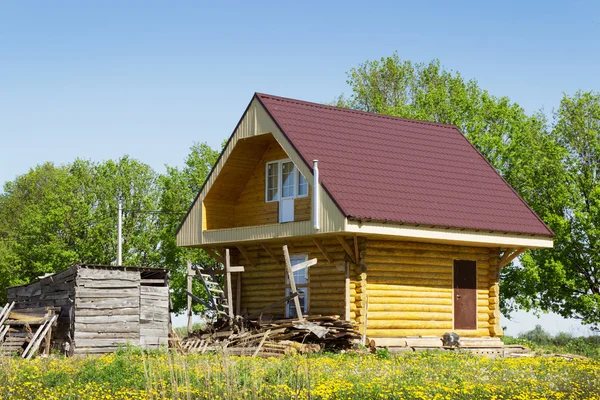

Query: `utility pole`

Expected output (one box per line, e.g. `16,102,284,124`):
117,201,122,266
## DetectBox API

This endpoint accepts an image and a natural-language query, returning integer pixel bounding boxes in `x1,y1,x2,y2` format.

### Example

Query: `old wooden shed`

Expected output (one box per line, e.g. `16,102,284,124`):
176,93,555,348
6,264,170,355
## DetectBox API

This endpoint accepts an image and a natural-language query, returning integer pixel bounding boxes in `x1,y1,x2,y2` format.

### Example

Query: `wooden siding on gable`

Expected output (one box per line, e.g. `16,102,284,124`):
177,98,346,247
232,141,311,228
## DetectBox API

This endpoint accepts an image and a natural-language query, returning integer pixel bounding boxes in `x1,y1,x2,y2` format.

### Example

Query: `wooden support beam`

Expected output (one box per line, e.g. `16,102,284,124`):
246,292,298,319
236,274,242,316
336,236,357,264
353,235,359,265
237,246,255,267
186,260,193,333
290,258,317,273
283,245,305,322
225,249,234,319
345,262,350,321
261,244,282,266
499,248,525,268
312,239,333,264
205,248,224,264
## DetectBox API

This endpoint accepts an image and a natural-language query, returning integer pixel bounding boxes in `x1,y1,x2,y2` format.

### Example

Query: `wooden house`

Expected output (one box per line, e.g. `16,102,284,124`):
177,93,554,347
6,264,170,355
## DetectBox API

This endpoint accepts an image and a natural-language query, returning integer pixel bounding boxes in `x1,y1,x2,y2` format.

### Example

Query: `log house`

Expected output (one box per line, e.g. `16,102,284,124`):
177,93,554,347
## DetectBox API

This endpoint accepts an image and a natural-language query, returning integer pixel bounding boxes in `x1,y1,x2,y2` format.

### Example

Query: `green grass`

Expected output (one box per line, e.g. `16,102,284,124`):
0,349,598,399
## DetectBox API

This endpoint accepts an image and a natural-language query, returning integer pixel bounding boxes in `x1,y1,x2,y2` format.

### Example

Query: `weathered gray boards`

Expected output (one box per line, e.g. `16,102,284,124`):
6,265,170,355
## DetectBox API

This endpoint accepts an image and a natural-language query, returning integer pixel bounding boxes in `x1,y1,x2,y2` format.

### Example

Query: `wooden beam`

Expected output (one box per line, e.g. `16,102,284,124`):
236,274,242,316
261,244,282,266
283,245,305,322
237,246,255,267
353,235,359,265
225,249,234,319
344,262,350,321
246,292,298,319
205,248,224,264
290,258,317,273
312,239,333,264
499,248,525,268
186,260,193,333
336,236,357,264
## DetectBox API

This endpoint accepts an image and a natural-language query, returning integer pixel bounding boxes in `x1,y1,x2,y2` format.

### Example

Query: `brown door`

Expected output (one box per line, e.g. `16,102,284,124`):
453,260,477,330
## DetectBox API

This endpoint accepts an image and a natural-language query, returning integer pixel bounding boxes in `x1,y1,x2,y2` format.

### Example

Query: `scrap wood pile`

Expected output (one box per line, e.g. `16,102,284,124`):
180,314,362,357
0,302,58,359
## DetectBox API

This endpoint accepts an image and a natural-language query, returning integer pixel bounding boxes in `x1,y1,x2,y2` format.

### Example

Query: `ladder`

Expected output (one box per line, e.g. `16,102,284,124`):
187,264,231,319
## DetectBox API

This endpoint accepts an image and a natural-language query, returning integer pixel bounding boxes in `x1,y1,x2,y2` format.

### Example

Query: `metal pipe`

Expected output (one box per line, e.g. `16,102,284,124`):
313,160,320,230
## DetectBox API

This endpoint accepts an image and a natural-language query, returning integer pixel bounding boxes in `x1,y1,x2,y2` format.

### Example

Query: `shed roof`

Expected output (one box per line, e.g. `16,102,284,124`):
255,93,553,237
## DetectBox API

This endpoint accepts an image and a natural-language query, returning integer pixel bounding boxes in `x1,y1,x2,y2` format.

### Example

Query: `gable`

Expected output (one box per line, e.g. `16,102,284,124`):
177,97,345,246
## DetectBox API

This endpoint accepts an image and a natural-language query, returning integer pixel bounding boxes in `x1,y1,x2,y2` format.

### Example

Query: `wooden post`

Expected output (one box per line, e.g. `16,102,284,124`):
186,260,193,333
283,245,304,322
344,261,350,321
236,274,242,316
225,249,234,319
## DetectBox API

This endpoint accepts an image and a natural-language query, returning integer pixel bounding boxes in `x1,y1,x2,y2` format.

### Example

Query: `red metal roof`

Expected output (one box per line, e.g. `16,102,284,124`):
256,93,553,237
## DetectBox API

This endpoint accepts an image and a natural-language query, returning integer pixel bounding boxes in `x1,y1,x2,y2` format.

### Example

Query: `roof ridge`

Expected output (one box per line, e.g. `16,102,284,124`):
256,92,458,130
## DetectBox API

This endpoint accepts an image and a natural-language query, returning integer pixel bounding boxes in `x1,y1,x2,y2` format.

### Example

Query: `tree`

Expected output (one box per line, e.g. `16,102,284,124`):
502,91,600,327
156,142,220,313
0,157,163,301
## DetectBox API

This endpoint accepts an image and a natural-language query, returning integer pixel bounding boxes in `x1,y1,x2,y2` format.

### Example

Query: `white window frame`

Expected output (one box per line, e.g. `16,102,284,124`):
285,253,309,318
265,159,309,203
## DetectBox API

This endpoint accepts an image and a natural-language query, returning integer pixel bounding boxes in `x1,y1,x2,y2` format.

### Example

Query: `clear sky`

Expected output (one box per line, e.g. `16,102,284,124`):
1,1,599,335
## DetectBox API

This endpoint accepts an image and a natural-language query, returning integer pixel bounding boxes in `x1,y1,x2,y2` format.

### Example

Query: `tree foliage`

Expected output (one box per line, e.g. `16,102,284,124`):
0,144,220,313
339,53,600,328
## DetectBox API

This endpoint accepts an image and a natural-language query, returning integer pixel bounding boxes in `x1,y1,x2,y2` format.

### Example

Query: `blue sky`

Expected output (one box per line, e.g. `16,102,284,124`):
1,1,599,334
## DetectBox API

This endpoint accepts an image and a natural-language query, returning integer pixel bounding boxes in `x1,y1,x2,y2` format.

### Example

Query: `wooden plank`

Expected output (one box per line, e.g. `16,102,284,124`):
225,249,234,319
312,239,333,264
205,248,225,264
75,298,139,309
283,245,304,322
76,288,139,298
336,236,357,264
253,329,270,357
23,315,57,359
261,244,282,266
76,315,139,324
236,274,242,316
499,248,524,268
354,235,359,266
187,260,193,333
290,258,317,273
237,246,256,267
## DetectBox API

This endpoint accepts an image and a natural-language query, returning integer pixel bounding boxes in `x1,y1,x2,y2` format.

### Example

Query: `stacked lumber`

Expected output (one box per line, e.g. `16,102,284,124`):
183,315,361,357
0,305,58,358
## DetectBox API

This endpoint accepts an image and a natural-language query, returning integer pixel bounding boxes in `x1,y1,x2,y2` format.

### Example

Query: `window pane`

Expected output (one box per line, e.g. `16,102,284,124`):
282,162,295,198
286,288,307,318
267,163,279,201
298,172,308,197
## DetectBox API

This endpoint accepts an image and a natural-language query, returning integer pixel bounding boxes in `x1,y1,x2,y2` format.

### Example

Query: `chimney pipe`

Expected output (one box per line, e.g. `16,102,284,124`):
313,160,320,230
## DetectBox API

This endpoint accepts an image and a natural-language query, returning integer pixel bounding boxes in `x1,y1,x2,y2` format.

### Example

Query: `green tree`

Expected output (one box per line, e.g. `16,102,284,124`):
156,142,220,313
502,91,600,326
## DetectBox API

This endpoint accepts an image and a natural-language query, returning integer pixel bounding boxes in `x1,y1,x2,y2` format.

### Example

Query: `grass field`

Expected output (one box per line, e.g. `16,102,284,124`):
0,349,598,400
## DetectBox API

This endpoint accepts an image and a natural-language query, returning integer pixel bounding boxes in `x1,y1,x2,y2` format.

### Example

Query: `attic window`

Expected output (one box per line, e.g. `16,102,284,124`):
265,159,308,202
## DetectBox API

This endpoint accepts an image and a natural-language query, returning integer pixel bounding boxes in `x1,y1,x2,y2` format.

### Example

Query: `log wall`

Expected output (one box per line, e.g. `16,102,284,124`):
231,238,349,318
363,239,501,339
